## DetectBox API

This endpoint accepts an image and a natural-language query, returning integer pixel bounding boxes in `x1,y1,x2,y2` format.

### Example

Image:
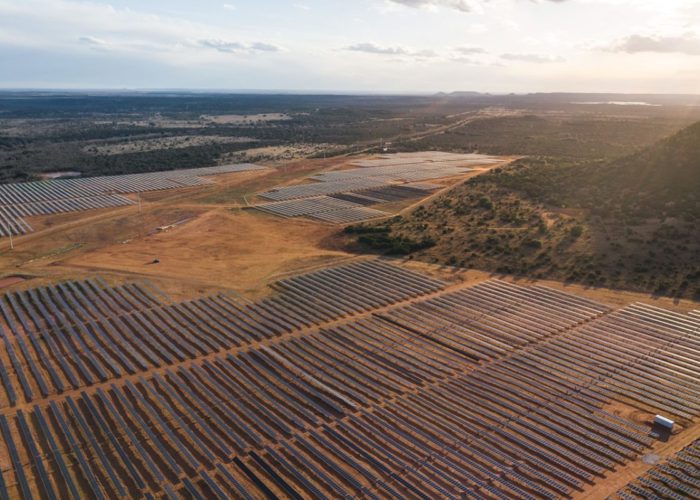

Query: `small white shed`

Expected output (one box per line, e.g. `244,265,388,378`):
654,415,674,430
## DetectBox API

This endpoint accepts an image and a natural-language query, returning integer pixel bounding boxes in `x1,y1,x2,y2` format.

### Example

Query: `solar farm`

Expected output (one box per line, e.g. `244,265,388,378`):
0,164,265,237
255,153,494,224
0,150,697,500
0,257,697,499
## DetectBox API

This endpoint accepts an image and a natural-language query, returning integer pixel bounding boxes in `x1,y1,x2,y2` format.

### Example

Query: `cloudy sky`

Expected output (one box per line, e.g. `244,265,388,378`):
0,0,698,92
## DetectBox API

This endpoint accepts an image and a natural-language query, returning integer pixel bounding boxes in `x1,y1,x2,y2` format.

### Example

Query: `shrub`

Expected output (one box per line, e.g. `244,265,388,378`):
357,233,435,255
570,225,584,238
477,196,494,210
344,225,389,235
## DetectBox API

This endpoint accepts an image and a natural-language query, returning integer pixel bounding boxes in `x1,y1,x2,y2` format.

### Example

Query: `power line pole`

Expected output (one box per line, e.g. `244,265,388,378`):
9,231,13,250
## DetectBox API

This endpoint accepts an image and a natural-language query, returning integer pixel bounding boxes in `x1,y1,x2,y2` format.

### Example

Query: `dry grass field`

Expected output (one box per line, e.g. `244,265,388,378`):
63,209,350,298
0,153,698,500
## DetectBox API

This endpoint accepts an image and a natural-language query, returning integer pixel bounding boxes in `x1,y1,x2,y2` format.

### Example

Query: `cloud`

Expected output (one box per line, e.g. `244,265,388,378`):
345,43,408,55
609,33,700,56
450,56,480,64
454,46,486,54
346,42,491,64
448,46,487,63
250,42,281,52
387,0,569,13
343,43,439,61
222,3,236,10
198,39,282,53
412,49,439,58
0,1,284,61
198,39,245,52
387,0,476,12
77,36,107,46
501,53,565,63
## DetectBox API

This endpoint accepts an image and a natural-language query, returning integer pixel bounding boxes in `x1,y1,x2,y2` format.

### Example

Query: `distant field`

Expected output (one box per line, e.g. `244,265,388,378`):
200,112,291,124
400,112,700,159
3,91,699,183
82,135,256,155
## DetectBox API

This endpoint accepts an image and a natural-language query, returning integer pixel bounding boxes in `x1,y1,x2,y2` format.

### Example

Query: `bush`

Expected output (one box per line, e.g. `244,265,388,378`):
522,238,542,249
344,225,389,235
570,225,584,238
358,233,435,255
477,196,494,210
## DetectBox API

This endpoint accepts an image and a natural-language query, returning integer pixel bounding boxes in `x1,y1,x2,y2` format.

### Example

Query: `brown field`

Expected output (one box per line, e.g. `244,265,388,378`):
62,209,350,298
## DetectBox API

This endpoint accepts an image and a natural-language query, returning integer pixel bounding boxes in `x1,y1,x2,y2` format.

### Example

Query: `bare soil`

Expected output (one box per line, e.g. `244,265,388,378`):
61,209,350,298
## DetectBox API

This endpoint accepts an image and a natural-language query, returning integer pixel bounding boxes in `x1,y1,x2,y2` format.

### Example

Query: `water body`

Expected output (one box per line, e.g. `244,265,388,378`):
572,101,661,107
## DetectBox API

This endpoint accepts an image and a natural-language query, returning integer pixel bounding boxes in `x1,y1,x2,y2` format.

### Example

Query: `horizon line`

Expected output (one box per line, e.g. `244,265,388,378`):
1,88,700,97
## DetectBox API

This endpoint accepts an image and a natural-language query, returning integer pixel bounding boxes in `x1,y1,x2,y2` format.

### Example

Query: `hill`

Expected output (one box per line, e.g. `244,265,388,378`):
346,121,700,299
582,120,700,219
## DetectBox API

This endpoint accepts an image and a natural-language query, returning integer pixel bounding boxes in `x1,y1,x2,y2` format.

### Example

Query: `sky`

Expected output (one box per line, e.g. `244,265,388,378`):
0,0,699,93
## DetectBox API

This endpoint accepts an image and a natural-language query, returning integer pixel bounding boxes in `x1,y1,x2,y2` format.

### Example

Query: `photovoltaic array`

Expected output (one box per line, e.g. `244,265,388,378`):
255,196,392,223
616,436,700,498
258,178,389,201
0,259,697,498
0,163,265,237
348,152,500,169
255,184,442,224
256,153,500,223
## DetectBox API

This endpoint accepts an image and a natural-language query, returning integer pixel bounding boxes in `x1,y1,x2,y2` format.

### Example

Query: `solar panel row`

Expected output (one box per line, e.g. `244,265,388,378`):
258,177,389,201
256,154,484,223
0,163,265,237
617,437,700,499
256,195,391,223
0,261,696,499
309,163,471,183
0,260,444,409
